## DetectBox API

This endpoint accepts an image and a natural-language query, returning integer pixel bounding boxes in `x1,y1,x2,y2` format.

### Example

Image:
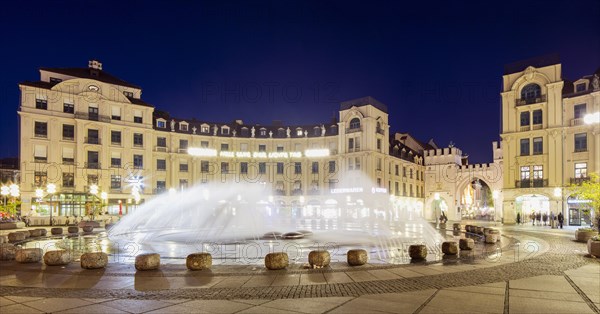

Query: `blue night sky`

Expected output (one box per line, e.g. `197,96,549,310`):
0,0,598,163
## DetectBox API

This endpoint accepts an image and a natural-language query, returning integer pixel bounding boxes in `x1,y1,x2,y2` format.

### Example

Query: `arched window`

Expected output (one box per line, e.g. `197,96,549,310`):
521,84,541,100
277,128,285,137
349,118,361,129
314,126,320,136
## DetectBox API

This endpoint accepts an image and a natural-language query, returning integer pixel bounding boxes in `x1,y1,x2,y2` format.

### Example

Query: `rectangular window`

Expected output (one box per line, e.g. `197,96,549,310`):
34,145,47,162
221,162,229,174
62,147,74,164
87,151,99,169
240,143,248,152
111,131,121,145
221,143,229,151
156,120,165,128
294,162,302,174
403,167,406,177
410,169,413,179
157,159,166,171
277,162,284,174
156,181,166,193
87,129,99,144
34,121,47,138
200,141,209,148
179,163,188,172
34,172,47,187
574,133,587,152
88,105,99,120
377,138,382,150
35,99,47,110
395,165,399,176
111,157,121,168
276,145,284,152
133,110,143,123
201,160,209,173
62,173,74,188
575,163,587,178
62,124,74,140
258,144,266,152
123,91,134,98
348,138,354,150
395,182,399,196
134,116,143,123
157,137,166,147
63,102,74,113
520,138,530,156
376,158,382,171
312,161,319,174
87,175,98,185
403,183,406,196
328,160,336,173
133,154,143,169
49,77,62,83
520,166,530,180
532,109,542,125
259,162,266,174
576,83,586,92
111,175,121,189
201,125,209,133
533,165,543,179
180,124,188,131
240,162,248,174
111,106,121,120
180,179,188,190
348,158,354,170
133,133,143,147
574,104,587,119
533,137,543,155
520,111,530,126
355,157,361,170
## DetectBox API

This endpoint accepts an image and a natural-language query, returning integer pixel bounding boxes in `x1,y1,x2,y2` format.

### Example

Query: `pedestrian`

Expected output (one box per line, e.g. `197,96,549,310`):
536,212,541,226
557,212,564,229
531,212,536,226
542,213,548,226
516,212,521,225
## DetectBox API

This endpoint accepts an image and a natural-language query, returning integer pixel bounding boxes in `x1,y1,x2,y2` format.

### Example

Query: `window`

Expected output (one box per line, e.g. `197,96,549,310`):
574,133,587,152
409,169,413,179
34,145,47,162
87,151,99,169
35,99,47,110
293,180,301,192
134,111,143,123
133,154,143,169
111,106,121,120
376,158,382,171
201,160,209,173
221,127,229,135
156,181,166,193
312,161,319,174
34,172,47,187
576,83,586,92
156,120,166,128
34,121,47,137
221,162,229,173
180,123,188,131
275,181,285,194
62,124,74,140
296,128,303,136
575,163,587,178
294,162,301,174
349,118,360,129
179,163,188,172
259,144,266,152
200,141,209,148
87,129,99,144
62,173,74,188
88,105,99,120
179,179,188,190
201,125,209,133
111,175,121,189
277,162,284,174
314,127,320,136
532,110,542,125
403,167,406,177
520,166,530,180
533,165,543,185
133,133,143,147
123,91,134,98
574,104,587,119
416,170,420,180
348,138,354,150
240,162,248,174
520,138,530,156
521,83,541,100
277,128,285,137
355,157,361,170
403,183,407,196
328,160,336,173
277,145,284,152
111,131,121,145
533,137,543,155
157,159,166,171
49,77,62,83
157,137,166,147
377,139,382,150
87,175,98,185
259,162,266,174
62,147,74,164
520,112,530,126
180,140,188,151
63,102,74,113
111,157,121,168
240,143,248,151
221,143,229,151
260,128,267,136
348,158,354,170
395,182,399,196
241,128,249,137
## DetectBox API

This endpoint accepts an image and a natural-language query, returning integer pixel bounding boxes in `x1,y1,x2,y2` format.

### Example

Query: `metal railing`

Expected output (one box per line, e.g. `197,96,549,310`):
75,112,111,122
515,179,548,188
516,95,547,106
85,162,101,169
346,126,362,133
155,146,168,152
570,118,584,126
85,137,101,145
570,177,590,185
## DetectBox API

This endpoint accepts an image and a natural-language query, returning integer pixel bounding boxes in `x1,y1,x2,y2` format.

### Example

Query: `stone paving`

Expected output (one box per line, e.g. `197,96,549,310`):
1,223,599,313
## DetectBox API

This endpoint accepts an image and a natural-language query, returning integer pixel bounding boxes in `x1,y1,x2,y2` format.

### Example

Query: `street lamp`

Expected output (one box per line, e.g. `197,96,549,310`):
47,183,56,226
90,184,98,220
584,112,600,125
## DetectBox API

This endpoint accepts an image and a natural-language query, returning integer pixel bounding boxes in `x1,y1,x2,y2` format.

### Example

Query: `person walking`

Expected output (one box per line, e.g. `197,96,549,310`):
536,212,542,226
531,212,536,226
542,213,548,226
516,213,521,225
557,212,564,229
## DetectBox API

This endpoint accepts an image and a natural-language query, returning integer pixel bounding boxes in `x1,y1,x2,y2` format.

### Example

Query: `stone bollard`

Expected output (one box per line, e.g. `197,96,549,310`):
67,226,79,234
8,232,26,243
347,249,368,266
465,225,473,233
264,252,289,270
308,250,330,268
81,252,108,269
186,253,212,270
36,228,47,236
438,223,447,230
0,235,8,243
82,226,94,233
51,227,63,235
16,248,43,263
19,231,30,239
459,238,475,250
135,253,160,271
442,242,459,255
453,223,461,231
29,229,43,237
44,250,71,266
408,244,427,260
485,234,498,244
0,243,17,260
476,226,485,235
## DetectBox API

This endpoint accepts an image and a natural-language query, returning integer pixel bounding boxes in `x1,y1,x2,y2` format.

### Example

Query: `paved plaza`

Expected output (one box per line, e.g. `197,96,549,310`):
1,223,599,313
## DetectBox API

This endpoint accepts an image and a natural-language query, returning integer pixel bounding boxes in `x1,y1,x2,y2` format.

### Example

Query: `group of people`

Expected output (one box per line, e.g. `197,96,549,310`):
516,211,564,228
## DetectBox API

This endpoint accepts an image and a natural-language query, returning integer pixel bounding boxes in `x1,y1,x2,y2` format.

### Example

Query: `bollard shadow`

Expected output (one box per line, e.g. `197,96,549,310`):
59,268,106,289
184,269,216,287
134,269,170,291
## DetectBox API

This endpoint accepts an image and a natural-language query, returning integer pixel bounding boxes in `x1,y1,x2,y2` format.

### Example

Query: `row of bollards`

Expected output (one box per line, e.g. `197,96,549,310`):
3,227,94,244
0,244,108,269
464,224,501,243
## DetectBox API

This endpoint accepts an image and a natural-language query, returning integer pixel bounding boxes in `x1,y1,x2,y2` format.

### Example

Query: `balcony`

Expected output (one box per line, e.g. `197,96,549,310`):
532,124,543,130
62,136,74,141
62,158,75,165
274,190,286,196
516,95,547,106
75,112,111,123
346,126,362,133
133,143,144,148
85,137,101,145
519,125,530,132
570,118,584,126
85,162,101,169
155,146,168,152
515,179,548,188
110,187,122,193
570,177,590,185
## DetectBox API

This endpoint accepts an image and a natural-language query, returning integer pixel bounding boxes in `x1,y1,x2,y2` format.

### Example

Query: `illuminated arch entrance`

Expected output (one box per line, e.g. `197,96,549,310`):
515,194,550,223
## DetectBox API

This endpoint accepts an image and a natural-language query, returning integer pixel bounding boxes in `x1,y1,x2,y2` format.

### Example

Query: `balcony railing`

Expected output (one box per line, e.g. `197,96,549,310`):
346,126,362,133
155,146,168,152
570,177,590,185
75,112,111,122
516,95,547,106
34,133,48,138
85,137,101,145
570,118,584,126
532,124,543,130
291,189,303,196
62,136,74,141
519,125,530,132
178,148,188,153
85,162,101,169
515,179,548,188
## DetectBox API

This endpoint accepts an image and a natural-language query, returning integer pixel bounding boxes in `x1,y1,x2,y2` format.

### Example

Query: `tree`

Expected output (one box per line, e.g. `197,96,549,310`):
569,172,600,233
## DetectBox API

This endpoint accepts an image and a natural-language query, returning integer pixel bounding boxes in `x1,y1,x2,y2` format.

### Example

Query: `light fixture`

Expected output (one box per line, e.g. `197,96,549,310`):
46,183,56,194
434,192,440,201
553,187,562,197
583,112,600,124
89,184,98,195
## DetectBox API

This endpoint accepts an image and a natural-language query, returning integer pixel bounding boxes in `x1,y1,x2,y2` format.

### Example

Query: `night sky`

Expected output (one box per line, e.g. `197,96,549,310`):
1,1,599,163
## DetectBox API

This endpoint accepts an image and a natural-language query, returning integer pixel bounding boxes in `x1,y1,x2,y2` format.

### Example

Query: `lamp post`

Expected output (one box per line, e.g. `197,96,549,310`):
46,183,56,226
90,184,98,221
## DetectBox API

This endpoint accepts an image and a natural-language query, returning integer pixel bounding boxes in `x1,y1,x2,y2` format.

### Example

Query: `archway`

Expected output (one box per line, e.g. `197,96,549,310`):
515,194,550,224
430,196,448,222
459,179,495,220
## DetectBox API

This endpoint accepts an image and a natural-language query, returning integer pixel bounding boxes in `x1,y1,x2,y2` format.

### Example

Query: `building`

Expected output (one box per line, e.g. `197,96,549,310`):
17,61,427,223
0,158,19,185
500,55,600,225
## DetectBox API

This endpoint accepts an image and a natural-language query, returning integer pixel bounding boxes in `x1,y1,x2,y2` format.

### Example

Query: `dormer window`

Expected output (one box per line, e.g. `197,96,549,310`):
277,128,285,137
180,122,189,131
201,124,209,133
241,127,249,137
221,126,230,135
296,128,303,136
123,91,134,98
156,119,166,128
314,127,320,136
576,83,586,92
260,128,267,136
521,83,541,100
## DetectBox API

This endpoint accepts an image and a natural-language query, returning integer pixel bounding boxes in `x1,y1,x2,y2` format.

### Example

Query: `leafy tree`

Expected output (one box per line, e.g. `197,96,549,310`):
569,172,600,233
